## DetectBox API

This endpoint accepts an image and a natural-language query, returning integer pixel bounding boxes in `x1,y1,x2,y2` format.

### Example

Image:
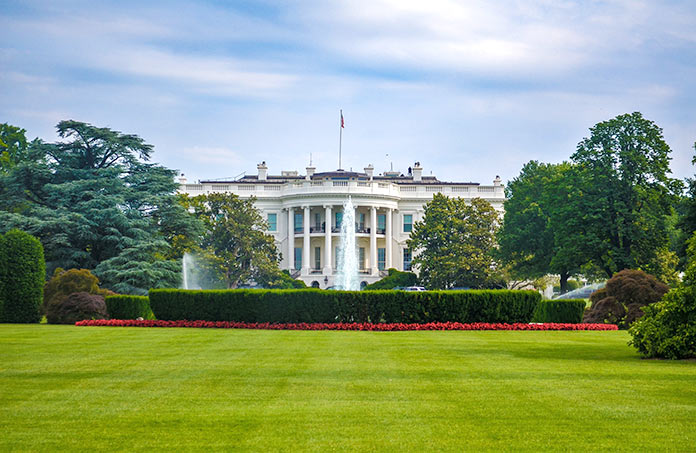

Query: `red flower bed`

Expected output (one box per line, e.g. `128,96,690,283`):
75,319,618,331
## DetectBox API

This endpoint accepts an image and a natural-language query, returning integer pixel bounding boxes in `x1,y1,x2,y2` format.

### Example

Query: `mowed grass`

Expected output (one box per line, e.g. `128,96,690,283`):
1,326,695,452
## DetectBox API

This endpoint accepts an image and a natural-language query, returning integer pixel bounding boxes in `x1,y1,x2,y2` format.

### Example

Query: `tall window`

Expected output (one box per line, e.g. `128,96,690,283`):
358,213,365,230
403,214,413,233
359,247,365,271
314,247,321,270
294,213,303,233
267,213,277,232
314,212,321,229
403,248,412,271
378,248,386,270
377,214,386,233
335,212,343,229
294,247,302,270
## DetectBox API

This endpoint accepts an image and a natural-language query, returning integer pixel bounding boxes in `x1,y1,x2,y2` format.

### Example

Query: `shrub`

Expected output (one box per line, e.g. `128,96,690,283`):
105,295,154,319
1,229,45,323
583,269,668,328
533,299,586,323
364,268,418,290
45,292,108,324
149,289,541,324
0,234,5,319
44,268,114,311
629,233,696,359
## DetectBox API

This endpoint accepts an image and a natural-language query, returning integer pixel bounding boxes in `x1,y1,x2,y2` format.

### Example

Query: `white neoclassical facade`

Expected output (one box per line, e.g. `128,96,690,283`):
179,162,504,288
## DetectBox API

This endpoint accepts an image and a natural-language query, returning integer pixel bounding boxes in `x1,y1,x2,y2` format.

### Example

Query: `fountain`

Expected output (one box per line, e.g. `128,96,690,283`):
182,252,200,290
335,196,360,290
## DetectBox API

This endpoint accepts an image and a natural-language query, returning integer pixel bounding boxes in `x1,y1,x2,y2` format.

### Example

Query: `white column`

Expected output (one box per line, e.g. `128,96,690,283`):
370,206,378,275
287,207,294,271
386,208,393,269
324,205,332,275
302,205,310,275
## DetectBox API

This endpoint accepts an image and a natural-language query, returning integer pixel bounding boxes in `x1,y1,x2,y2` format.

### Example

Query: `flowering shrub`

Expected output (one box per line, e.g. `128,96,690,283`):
75,319,618,331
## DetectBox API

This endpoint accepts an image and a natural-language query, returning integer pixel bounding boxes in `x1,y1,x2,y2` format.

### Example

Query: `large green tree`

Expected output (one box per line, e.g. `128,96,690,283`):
407,194,500,289
186,193,281,289
497,161,585,292
569,112,681,279
0,120,201,293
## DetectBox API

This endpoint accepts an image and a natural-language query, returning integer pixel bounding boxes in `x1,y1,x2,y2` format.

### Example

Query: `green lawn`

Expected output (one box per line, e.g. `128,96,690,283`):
1,325,694,452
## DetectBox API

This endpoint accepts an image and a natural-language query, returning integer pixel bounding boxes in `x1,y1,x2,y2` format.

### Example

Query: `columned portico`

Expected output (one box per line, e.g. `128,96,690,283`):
386,208,392,269
287,207,294,271
370,206,377,275
302,205,310,275
324,205,332,275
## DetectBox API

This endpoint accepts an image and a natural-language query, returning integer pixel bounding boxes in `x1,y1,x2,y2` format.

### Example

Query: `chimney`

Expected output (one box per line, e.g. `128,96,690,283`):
305,166,315,180
257,161,268,181
364,164,374,180
178,173,187,184
412,162,423,182
493,175,502,186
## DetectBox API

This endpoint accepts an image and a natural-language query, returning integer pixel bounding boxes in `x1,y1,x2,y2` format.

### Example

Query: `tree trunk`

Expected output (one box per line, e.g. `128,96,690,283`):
559,271,569,294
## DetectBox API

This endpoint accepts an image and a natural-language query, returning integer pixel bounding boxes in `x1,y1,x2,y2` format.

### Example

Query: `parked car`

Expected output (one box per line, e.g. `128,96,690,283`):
402,286,427,291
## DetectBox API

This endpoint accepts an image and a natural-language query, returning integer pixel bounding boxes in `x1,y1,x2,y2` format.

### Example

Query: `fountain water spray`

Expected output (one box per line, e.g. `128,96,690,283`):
336,196,360,290
182,252,200,290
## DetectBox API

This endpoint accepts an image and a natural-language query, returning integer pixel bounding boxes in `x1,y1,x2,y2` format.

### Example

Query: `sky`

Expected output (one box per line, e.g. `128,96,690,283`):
1,0,695,185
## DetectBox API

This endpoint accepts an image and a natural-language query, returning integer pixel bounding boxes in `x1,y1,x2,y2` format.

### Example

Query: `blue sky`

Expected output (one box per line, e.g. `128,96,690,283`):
1,0,695,184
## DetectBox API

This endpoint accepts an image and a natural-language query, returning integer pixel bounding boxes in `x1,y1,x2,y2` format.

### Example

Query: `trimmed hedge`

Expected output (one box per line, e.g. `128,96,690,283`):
105,295,154,320
533,299,586,324
149,289,541,324
1,229,45,323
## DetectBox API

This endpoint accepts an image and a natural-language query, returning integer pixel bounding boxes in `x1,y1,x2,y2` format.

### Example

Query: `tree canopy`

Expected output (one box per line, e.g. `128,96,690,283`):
0,120,201,294
407,194,500,289
185,192,281,289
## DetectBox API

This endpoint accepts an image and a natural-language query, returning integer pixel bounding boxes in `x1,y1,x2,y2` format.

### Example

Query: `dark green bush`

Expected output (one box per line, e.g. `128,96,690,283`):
533,299,586,323
364,268,418,290
0,234,6,319
105,295,154,319
149,289,541,324
46,291,108,324
1,229,45,323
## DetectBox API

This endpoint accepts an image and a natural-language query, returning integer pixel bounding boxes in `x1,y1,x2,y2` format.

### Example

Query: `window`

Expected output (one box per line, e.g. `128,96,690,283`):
294,213,303,233
403,214,413,233
378,248,386,270
335,212,343,229
403,248,412,271
359,213,365,231
314,212,321,229
294,247,302,270
377,214,386,234
314,247,321,270
359,247,365,271
335,246,340,267
267,213,277,232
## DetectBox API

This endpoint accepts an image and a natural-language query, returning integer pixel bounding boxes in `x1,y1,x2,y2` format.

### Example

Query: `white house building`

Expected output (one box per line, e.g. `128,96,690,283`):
179,162,505,288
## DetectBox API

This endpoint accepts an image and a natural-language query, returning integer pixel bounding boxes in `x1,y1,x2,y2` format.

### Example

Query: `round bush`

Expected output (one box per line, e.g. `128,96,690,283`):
44,268,114,312
46,292,108,324
583,269,668,328
1,229,45,323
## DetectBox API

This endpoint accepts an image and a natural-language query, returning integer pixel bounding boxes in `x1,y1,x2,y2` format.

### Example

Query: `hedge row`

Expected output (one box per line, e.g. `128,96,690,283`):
0,230,45,323
148,289,541,324
532,299,587,324
105,295,154,320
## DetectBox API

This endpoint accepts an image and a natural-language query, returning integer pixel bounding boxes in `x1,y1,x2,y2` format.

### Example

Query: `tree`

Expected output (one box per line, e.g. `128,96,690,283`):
186,193,281,289
0,123,29,172
497,161,585,292
364,268,418,290
568,112,682,279
407,194,499,289
674,142,696,270
0,120,201,293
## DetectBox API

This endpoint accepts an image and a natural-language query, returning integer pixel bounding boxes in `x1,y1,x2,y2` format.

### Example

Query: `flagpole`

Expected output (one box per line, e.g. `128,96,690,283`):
339,109,343,170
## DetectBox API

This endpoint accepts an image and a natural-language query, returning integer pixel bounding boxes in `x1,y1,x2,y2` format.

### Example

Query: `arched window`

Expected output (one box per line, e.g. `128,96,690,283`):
360,281,367,290
311,281,320,288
